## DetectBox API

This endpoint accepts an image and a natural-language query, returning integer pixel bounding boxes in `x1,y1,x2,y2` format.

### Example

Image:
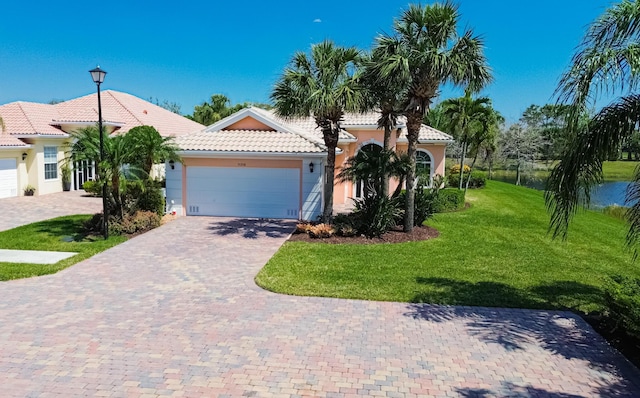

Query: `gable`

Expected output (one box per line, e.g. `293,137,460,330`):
225,116,273,131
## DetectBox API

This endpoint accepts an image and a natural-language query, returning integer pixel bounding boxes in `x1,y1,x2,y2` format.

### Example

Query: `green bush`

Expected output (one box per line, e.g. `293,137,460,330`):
332,213,358,237
604,275,640,339
108,211,161,236
447,170,486,189
122,180,165,215
82,180,102,196
436,189,466,212
351,195,402,238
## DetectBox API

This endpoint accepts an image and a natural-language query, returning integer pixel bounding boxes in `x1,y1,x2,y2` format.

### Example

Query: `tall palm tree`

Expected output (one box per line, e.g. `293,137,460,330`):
370,2,491,231
442,91,493,189
362,51,406,198
546,0,640,253
271,40,366,222
126,125,180,177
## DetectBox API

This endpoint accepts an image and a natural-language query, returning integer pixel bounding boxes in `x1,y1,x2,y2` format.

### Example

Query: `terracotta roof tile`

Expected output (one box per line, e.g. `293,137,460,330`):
0,102,66,136
176,130,325,153
54,90,204,136
0,134,29,147
397,124,453,143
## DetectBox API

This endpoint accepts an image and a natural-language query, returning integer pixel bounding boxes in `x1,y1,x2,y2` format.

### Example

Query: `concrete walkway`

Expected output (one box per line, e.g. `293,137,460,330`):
1,217,639,397
0,249,77,264
0,190,102,232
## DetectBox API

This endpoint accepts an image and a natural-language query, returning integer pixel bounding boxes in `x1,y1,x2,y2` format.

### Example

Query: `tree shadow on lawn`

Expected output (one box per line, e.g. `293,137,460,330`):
405,278,640,393
207,218,295,239
33,218,88,241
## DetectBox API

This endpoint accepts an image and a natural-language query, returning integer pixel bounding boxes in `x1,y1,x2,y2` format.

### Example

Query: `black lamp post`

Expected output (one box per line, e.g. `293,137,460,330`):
89,66,108,239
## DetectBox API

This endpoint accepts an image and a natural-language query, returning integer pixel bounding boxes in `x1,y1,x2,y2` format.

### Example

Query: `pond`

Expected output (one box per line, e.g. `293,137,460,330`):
488,173,633,208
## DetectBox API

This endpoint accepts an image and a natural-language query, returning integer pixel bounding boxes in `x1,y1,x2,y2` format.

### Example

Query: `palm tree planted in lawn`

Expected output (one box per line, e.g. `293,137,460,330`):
370,1,491,231
546,0,640,253
271,40,366,222
442,91,493,190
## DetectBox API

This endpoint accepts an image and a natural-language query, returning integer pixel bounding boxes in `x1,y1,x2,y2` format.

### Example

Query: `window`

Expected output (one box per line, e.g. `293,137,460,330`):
44,146,58,180
416,150,432,186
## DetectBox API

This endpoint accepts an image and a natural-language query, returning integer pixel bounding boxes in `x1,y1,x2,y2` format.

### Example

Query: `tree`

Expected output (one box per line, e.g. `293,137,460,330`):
149,98,182,114
362,50,406,198
546,0,640,253
520,104,571,161
498,123,544,186
369,2,491,231
337,147,409,199
126,125,180,176
271,40,366,222
441,91,492,189
188,94,271,125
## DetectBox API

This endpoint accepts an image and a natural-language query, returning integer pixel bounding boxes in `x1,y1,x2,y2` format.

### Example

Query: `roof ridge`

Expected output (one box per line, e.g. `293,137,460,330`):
104,91,145,126
17,103,37,133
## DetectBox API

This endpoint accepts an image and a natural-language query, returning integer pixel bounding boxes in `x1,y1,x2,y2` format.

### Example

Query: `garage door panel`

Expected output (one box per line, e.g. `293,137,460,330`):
0,159,18,199
186,166,300,219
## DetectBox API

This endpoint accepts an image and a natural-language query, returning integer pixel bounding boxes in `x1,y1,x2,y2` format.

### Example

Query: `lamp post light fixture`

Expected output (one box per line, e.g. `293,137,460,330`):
89,66,108,239
309,161,314,173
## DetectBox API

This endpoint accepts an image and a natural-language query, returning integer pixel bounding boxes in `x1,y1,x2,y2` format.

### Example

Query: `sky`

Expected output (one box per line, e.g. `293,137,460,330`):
0,0,619,123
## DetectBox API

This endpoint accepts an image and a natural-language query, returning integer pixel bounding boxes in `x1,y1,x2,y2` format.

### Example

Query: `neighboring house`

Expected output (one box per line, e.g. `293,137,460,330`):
166,107,453,220
0,90,204,198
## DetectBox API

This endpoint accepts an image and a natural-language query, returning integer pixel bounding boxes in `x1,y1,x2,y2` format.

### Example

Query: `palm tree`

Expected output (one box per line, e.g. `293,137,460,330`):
370,2,491,231
546,0,640,253
362,51,406,198
271,40,366,222
441,91,493,189
337,147,409,199
126,125,180,177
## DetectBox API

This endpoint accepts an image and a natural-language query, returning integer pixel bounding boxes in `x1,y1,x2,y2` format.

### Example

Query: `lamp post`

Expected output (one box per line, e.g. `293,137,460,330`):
89,66,108,239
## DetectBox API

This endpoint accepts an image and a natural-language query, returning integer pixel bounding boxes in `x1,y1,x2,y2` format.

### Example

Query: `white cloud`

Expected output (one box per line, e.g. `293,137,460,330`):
313,18,322,23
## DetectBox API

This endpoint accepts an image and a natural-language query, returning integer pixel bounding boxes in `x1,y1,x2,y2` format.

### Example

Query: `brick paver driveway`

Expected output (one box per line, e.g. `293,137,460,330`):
1,217,639,397
0,191,101,232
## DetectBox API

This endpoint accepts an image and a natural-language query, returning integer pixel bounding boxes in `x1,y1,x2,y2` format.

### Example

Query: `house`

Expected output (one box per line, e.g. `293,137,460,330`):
0,91,204,198
166,107,453,220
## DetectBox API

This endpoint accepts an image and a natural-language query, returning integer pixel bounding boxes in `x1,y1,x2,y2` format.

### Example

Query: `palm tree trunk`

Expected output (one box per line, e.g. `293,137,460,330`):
458,142,467,190
404,113,421,232
464,152,479,194
382,125,391,198
321,126,339,222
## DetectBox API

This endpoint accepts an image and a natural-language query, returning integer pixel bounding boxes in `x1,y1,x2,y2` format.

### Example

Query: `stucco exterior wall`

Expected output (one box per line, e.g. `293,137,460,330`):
0,149,29,196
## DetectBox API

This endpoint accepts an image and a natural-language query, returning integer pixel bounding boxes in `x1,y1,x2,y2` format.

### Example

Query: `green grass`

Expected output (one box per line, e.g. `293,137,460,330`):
602,160,640,181
256,180,640,315
0,215,127,281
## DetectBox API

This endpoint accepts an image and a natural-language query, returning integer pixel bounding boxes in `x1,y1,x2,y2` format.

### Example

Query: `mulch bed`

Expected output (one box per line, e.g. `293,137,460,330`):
288,225,439,244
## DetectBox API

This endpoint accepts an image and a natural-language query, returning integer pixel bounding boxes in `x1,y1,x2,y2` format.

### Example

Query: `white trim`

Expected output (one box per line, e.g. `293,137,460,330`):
0,145,32,150
177,150,329,158
204,107,327,148
397,138,454,144
356,139,384,151
416,148,434,187
12,134,69,139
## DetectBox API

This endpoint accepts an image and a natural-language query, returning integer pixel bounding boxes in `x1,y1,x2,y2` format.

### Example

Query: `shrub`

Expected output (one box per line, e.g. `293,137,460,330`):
82,180,102,196
447,170,486,189
332,214,358,237
295,222,313,234
351,195,402,238
436,189,466,212
136,181,165,215
604,275,640,339
108,211,161,236
449,164,471,175
307,223,335,238
602,205,627,221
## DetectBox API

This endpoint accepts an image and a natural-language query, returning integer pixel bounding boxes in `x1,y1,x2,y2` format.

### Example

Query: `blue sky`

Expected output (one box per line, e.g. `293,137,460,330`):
0,0,617,123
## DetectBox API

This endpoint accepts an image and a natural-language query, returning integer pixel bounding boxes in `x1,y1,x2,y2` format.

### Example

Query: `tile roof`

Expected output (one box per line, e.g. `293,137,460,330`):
0,133,29,147
252,108,357,142
176,130,325,153
0,90,205,148
397,124,454,143
0,102,66,136
54,90,204,136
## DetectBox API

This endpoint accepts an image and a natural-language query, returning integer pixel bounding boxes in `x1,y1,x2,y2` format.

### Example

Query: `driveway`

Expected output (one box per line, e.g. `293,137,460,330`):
0,191,101,232
1,217,639,397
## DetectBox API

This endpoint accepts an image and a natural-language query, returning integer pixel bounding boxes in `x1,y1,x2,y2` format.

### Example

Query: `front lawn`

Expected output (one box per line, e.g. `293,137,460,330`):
0,215,127,281
256,180,640,315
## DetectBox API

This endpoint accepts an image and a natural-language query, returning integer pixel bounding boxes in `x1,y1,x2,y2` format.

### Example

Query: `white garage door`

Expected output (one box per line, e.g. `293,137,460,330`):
186,167,300,219
0,159,18,199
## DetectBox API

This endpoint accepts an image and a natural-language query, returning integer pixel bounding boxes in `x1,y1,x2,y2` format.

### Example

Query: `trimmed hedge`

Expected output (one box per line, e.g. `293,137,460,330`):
447,170,486,189
436,188,465,212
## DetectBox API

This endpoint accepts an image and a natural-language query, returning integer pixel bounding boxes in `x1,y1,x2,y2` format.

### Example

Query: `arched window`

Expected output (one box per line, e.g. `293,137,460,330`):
416,150,433,186
354,143,382,198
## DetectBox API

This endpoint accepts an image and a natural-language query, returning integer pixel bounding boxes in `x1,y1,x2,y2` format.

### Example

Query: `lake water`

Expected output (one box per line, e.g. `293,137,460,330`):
490,175,633,208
